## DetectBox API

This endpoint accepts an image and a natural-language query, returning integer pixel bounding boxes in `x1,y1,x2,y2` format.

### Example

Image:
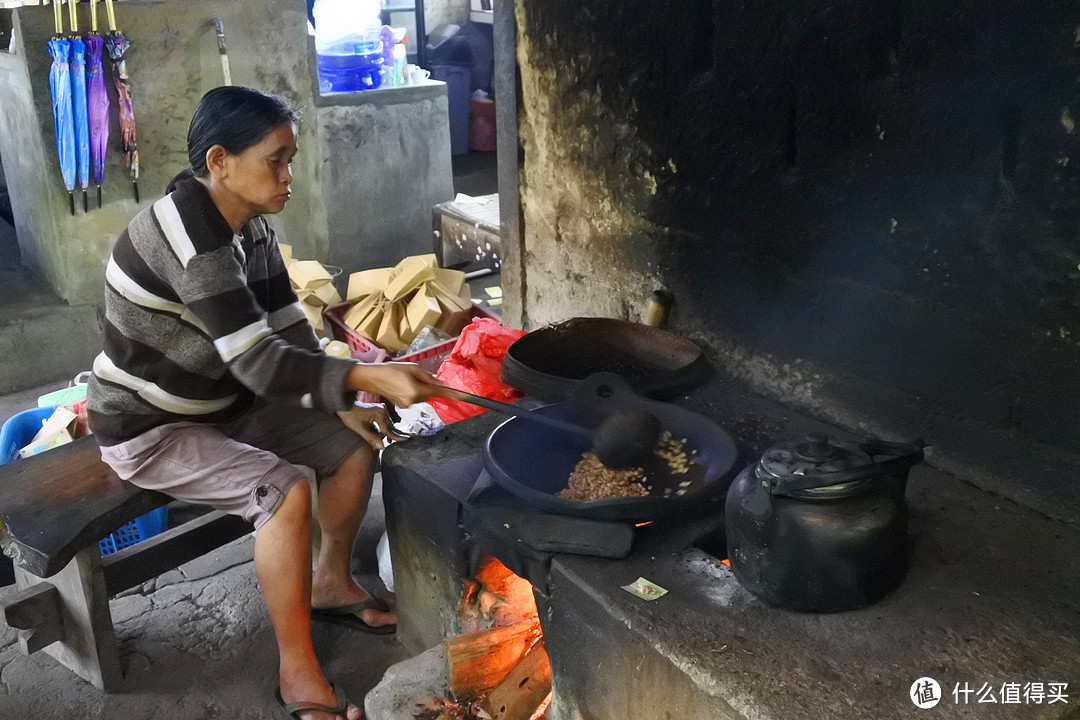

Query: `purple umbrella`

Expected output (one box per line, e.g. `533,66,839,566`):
104,0,139,203
85,0,109,208
47,0,76,216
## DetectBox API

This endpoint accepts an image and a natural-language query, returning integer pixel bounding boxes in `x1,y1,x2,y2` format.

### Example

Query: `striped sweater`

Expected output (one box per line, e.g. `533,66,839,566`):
87,172,355,446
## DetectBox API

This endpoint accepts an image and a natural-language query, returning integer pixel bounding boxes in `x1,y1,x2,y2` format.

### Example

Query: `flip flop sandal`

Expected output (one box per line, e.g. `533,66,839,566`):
274,682,358,719
311,595,397,635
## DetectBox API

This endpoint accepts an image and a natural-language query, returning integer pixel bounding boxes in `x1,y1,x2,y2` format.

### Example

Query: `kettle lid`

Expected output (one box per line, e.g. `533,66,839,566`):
759,432,873,480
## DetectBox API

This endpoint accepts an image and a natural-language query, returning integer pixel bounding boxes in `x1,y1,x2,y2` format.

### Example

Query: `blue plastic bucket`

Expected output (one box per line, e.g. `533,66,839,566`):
0,406,56,465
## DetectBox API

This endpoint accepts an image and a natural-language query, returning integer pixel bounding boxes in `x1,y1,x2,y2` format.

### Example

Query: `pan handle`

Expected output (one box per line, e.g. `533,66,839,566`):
451,390,592,438
575,372,640,407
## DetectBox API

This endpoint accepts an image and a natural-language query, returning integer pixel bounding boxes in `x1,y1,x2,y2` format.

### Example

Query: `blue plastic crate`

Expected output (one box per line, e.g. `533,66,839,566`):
0,405,168,557
98,506,169,556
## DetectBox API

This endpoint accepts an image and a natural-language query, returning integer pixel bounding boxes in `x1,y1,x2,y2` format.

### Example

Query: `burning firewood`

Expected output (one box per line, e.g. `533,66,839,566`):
444,620,543,699
475,557,539,626
479,639,552,720
458,556,540,633
413,696,484,720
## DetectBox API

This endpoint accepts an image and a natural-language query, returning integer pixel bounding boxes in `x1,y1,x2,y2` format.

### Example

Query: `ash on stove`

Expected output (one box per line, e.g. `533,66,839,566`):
727,413,787,455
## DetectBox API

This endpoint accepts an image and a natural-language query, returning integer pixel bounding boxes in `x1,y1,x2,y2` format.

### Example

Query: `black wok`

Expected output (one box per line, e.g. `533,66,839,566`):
484,395,739,522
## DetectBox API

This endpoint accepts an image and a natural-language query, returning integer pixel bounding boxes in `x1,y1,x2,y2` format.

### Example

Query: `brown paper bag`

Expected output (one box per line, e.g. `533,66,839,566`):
343,292,379,329
311,282,342,307
288,260,333,289
431,282,472,313
376,303,406,352
354,297,388,342
431,267,466,294
383,255,437,301
406,286,444,338
347,267,394,302
300,298,325,332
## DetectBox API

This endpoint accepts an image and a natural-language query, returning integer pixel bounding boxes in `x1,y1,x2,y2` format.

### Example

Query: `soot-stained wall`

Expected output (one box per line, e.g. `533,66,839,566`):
512,0,1080,518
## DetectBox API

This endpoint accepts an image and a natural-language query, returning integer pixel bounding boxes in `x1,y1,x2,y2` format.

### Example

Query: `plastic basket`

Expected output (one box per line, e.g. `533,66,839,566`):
324,302,499,373
0,405,168,557
0,406,56,465
98,506,169,556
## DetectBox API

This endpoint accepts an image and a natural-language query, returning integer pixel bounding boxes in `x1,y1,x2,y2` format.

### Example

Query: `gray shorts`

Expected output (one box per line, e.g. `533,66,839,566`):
98,404,365,530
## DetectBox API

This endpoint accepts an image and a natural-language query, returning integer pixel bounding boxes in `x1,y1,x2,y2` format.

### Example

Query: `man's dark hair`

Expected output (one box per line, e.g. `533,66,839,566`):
187,86,300,177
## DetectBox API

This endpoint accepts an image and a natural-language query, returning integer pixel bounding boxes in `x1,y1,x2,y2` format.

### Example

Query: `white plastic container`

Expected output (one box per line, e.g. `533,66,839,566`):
391,41,407,86
312,0,385,92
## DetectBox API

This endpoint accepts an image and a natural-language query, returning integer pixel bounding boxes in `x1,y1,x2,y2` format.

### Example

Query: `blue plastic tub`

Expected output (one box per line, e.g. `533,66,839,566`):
0,405,168,558
317,51,383,92
0,406,56,465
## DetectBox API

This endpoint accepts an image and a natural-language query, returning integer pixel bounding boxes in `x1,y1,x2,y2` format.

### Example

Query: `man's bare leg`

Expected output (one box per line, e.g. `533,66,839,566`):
256,480,362,720
310,445,396,628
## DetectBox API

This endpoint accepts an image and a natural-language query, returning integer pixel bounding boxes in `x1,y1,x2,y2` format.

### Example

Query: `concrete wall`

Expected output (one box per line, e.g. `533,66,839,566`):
424,0,470,34
0,152,11,224
0,0,456,309
506,0,1080,517
0,0,324,306
316,83,454,271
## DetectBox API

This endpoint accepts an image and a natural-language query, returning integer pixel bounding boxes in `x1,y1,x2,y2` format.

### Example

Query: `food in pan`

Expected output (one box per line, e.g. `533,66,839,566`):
557,431,699,501
654,431,693,475
557,453,649,501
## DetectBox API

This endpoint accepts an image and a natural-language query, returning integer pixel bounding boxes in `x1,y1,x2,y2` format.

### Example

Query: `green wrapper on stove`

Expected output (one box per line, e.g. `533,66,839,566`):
622,577,668,601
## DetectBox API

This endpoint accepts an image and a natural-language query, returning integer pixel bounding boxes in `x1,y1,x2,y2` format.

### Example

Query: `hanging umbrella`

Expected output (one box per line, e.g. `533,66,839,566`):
68,0,91,213
103,0,139,203
47,0,76,216
211,18,232,86
85,0,110,209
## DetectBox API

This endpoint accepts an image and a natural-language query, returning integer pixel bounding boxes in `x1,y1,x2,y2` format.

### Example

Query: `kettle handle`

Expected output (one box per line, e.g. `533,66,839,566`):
770,439,925,495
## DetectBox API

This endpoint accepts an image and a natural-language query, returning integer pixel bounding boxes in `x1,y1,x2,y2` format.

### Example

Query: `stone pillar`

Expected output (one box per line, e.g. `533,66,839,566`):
315,83,454,273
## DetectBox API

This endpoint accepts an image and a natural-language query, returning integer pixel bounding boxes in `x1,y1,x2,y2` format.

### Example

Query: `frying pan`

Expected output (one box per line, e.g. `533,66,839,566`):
501,318,712,401
483,386,740,522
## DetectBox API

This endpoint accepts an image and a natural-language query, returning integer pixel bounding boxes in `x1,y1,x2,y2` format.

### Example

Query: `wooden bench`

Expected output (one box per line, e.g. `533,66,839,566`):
0,435,252,690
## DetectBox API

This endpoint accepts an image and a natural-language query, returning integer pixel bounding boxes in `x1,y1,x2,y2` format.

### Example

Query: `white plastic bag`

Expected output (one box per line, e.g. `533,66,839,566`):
377,530,394,593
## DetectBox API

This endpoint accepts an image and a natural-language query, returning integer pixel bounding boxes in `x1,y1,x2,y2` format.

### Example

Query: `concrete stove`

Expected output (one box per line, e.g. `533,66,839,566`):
378,374,1080,720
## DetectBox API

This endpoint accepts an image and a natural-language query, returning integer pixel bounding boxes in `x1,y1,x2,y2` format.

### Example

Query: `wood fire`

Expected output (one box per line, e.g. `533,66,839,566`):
424,554,552,720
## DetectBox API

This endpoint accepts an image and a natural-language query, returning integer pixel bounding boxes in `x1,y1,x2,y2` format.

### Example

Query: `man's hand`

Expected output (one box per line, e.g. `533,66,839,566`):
347,363,454,408
337,403,408,450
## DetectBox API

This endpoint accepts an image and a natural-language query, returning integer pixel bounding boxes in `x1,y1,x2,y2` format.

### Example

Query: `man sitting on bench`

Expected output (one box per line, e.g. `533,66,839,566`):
87,86,452,720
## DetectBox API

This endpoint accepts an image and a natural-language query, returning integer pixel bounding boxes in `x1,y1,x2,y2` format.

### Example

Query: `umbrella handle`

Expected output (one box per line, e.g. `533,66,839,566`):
103,0,116,32
68,0,78,35
52,0,63,36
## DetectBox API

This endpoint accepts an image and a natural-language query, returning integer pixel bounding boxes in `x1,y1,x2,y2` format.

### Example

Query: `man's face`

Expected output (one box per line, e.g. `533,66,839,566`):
222,122,298,216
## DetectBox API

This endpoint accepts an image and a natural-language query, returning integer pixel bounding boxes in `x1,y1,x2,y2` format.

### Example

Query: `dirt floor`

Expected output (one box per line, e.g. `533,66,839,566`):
0,472,410,719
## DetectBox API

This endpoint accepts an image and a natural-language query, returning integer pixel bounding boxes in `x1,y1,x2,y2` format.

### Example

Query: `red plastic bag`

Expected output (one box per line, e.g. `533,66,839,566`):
428,318,526,424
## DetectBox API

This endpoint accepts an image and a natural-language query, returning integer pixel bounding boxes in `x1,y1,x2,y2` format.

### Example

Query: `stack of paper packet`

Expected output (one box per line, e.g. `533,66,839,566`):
342,254,471,353
282,244,342,332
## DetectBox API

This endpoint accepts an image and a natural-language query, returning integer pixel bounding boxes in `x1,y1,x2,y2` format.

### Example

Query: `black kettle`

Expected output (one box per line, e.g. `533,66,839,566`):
725,433,923,612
